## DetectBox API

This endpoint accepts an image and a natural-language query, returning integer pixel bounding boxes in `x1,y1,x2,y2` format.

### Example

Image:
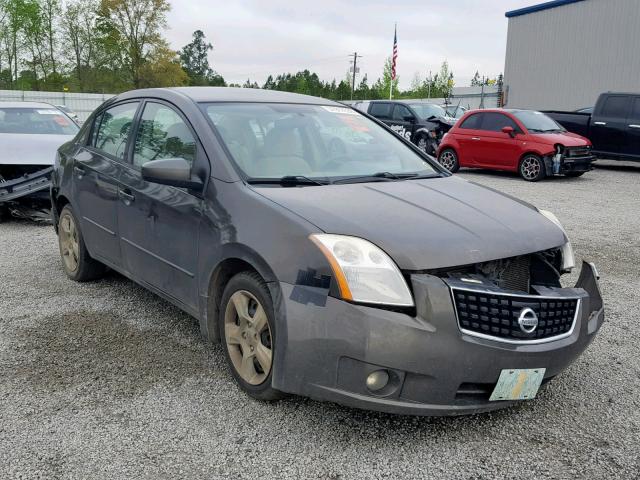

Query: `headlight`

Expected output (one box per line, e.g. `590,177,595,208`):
538,210,575,271
310,234,414,307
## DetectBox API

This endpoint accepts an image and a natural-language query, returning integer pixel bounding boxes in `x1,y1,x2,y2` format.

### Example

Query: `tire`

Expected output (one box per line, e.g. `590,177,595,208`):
57,205,106,281
438,148,460,173
565,171,585,178
519,154,546,182
219,271,284,401
416,135,429,154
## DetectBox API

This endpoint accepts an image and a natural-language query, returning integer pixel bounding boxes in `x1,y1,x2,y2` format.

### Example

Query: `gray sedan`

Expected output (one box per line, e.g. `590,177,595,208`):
50,87,604,416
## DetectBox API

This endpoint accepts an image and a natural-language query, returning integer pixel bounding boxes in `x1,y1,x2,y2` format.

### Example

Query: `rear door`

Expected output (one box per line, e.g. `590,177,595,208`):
590,94,631,155
623,96,640,157
117,100,205,312
454,112,484,166
73,101,140,267
473,112,523,169
368,102,393,126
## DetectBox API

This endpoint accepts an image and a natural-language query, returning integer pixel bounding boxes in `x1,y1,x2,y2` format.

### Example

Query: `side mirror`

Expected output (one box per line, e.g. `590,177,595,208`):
502,126,516,138
141,157,203,190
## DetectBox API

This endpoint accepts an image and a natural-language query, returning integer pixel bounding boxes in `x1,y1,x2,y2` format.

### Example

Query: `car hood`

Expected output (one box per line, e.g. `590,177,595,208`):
0,133,75,165
255,176,566,270
532,131,590,147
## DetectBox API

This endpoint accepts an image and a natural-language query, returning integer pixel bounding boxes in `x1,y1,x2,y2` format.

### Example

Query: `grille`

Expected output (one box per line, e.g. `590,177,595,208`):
453,288,579,342
565,146,592,158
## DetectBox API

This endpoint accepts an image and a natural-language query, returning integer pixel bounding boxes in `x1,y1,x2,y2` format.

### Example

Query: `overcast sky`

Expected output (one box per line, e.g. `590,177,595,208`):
164,0,537,89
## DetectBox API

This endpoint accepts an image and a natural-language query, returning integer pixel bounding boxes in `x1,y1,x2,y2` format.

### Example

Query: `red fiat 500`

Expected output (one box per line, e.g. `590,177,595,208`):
437,109,595,181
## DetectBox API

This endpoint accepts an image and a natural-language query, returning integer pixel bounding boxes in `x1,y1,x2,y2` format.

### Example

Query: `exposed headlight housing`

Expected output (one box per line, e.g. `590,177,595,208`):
310,234,414,307
538,209,575,271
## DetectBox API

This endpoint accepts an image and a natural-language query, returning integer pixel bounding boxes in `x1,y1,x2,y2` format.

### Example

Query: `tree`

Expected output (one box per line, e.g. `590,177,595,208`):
138,42,188,87
179,29,219,86
98,0,171,88
379,57,399,99
470,71,480,86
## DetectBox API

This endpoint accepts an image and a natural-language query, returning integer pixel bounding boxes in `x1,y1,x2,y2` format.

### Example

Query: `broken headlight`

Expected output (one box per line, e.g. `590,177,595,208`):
538,209,575,271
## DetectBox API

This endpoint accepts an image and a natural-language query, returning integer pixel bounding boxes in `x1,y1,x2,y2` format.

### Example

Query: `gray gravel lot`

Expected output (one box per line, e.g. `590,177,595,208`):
1,161,639,479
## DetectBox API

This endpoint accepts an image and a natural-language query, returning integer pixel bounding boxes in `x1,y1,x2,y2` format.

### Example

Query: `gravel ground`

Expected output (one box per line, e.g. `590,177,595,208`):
1,161,639,479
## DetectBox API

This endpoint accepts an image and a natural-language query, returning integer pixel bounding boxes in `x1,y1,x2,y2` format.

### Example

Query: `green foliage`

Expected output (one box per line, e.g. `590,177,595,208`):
179,29,225,86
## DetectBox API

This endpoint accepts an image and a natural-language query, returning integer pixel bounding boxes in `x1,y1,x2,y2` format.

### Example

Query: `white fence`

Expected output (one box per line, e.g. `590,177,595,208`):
407,86,501,110
0,90,114,121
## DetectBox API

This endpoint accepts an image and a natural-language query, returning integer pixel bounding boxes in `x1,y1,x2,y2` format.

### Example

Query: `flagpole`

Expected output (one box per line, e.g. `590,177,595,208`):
390,22,396,100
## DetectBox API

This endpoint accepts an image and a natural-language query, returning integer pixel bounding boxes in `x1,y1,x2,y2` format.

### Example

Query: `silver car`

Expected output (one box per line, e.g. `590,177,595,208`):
0,102,79,217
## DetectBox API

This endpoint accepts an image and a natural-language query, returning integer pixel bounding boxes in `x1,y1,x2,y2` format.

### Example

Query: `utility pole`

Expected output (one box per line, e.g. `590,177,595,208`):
349,52,362,100
427,70,432,99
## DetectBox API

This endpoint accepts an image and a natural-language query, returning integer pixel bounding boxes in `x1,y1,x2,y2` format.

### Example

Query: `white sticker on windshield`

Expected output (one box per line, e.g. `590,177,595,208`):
37,109,60,115
322,106,358,115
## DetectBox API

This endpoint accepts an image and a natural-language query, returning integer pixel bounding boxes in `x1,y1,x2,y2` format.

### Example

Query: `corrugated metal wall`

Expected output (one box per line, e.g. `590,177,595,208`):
504,0,640,110
0,90,114,120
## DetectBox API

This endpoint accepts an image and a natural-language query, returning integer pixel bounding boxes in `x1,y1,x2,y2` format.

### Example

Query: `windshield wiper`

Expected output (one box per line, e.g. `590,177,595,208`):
246,175,329,186
333,171,439,184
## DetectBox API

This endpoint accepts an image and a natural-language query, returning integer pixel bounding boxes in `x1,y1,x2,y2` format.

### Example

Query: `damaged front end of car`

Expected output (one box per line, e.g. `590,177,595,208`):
0,164,54,222
543,144,596,176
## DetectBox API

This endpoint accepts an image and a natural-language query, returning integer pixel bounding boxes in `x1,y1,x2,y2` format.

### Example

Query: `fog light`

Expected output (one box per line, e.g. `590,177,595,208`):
366,370,389,392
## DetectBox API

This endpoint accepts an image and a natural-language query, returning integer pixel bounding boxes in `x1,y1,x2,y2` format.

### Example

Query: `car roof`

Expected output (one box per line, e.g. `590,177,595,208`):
0,101,57,109
116,87,344,106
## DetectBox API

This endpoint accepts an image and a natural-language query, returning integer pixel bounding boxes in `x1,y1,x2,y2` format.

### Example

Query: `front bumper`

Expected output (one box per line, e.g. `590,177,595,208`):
273,261,604,416
543,153,596,176
0,166,53,203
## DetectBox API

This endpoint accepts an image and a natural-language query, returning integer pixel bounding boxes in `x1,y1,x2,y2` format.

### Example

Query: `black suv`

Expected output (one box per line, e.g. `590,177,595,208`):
356,100,455,154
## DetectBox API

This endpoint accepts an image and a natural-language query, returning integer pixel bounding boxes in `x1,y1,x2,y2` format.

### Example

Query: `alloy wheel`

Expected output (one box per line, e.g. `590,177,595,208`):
417,137,428,152
521,156,541,180
439,150,457,171
59,212,80,273
224,290,273,385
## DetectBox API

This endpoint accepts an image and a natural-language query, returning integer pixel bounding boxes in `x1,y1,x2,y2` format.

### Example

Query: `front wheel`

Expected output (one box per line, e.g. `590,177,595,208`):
57,205,106,281
519,154,546,182
416,135,429,154
438,148,460,173
219,271,284,401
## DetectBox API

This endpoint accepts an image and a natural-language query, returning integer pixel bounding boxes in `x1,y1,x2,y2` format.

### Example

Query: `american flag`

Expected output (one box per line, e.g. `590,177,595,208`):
391,25,398,81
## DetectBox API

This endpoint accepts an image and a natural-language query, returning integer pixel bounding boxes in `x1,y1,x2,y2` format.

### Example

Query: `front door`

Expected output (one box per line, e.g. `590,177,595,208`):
623,96,640,157
117,101,204,312
73,102,140,267
590,95,630,156
389,104,415,142
473,112,523,170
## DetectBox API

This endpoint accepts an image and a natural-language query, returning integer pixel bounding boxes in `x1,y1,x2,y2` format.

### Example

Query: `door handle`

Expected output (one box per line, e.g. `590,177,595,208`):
594,121,607,126
119,189,135,205
629,124,640,129
73,165,85,178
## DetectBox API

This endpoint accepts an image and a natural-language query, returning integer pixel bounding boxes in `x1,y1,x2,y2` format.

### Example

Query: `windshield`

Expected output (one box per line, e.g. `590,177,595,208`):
444,106,465,118
406,103,446,120
203,103,438,181
513,110,565,133
0,107,79,135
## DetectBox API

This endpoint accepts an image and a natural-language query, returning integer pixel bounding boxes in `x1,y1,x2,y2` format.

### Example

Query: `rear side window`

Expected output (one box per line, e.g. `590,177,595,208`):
133,102,197,168
459,113,482,129
93,102,139,160
369,103,392,118
479,113,520,132
599,96,630,118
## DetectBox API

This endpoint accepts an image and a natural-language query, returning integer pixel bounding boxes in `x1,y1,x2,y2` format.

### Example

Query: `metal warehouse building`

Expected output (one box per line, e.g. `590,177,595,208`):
503,0,640,110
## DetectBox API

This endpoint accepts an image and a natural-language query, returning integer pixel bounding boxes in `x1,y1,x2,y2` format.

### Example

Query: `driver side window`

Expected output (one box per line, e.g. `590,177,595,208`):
392,105,413,121
93,102,139,160
133,102,196,168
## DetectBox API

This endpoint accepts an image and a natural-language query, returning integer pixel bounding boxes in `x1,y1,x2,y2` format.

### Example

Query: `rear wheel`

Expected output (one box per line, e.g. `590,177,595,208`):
219,271,284,401
438,148,459,173
519,154,546,182
58,205,106,281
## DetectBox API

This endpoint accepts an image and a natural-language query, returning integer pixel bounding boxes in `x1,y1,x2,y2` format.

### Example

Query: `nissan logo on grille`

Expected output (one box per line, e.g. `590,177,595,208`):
517,308,539,334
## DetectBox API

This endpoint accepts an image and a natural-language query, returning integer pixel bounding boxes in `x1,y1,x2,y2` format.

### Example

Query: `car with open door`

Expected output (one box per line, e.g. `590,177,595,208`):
51,88,604,416
437,109,595,181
